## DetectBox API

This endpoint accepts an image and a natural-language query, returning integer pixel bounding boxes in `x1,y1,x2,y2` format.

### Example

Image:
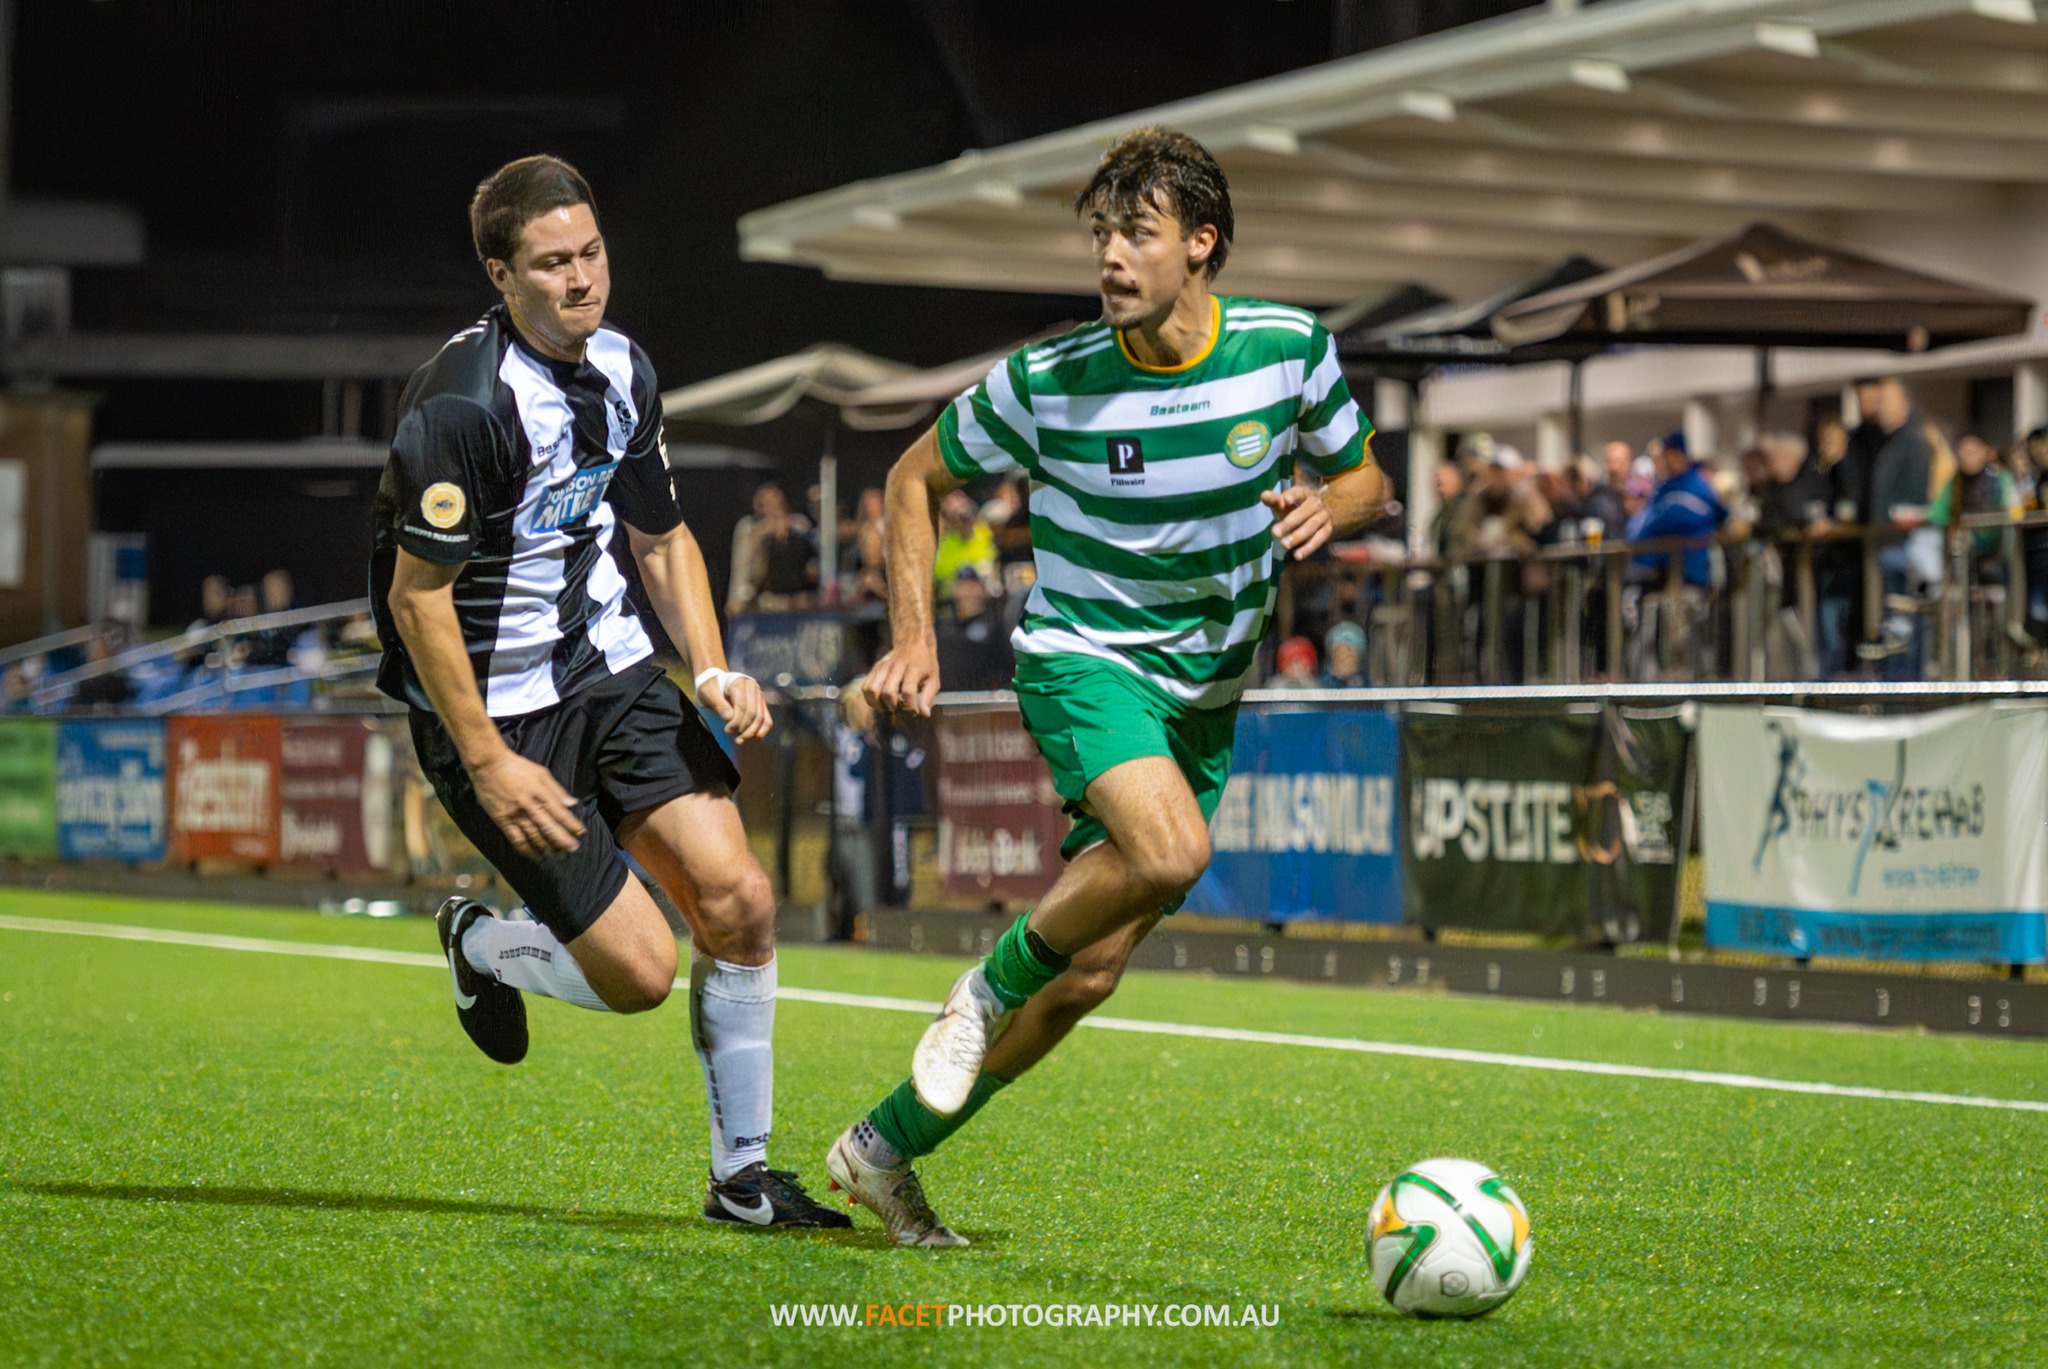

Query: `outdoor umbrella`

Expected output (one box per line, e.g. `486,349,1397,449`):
1491,222,2033,353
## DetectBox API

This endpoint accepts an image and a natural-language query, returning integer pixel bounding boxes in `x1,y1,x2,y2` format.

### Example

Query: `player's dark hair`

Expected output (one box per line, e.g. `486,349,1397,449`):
469,155,598,264
1074,126,1233,279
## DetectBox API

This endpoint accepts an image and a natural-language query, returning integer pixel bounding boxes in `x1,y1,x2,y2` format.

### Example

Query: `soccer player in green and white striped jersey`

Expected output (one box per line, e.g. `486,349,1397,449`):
824,127,1388,1246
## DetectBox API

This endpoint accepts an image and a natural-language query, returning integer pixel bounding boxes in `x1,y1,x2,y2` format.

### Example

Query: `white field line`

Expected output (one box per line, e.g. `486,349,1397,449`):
6,913,2046,1116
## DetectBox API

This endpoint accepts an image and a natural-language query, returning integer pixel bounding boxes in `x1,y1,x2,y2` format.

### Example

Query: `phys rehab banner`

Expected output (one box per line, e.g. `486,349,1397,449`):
1699,704,2048,963
1185,710,1402,923
1401,706,1689,943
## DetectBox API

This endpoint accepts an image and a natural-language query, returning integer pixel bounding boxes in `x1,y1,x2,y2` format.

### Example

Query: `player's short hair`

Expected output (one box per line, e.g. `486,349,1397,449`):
469,155,598,264
1074,126,1233,279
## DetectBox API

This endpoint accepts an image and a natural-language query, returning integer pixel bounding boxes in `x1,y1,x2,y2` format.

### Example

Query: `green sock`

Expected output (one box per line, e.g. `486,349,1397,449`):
981,913,1070,1010
869,1072,1009,1160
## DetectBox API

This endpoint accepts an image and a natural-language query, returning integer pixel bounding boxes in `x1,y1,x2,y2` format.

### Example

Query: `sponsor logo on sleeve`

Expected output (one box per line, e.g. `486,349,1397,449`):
420,482,466,529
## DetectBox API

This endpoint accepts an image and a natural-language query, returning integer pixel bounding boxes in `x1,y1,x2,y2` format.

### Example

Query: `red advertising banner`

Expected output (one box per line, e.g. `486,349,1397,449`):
279,720,397,878
168,715,282,865
935,704,1065,904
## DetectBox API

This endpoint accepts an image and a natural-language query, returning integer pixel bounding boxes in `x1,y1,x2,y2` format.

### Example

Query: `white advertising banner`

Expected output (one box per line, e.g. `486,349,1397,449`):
1700,703,2048,963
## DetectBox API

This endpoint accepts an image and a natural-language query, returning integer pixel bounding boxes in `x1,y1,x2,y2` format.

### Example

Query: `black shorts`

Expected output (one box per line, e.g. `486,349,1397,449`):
410,660,740,941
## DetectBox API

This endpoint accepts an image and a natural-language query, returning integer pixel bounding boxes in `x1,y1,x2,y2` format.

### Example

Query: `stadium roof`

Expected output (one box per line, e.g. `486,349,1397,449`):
737,0,2048,306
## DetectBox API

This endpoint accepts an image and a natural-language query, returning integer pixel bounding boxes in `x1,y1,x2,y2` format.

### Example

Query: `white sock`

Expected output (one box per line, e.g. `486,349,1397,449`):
690,950,776,1181
462,914,613,1012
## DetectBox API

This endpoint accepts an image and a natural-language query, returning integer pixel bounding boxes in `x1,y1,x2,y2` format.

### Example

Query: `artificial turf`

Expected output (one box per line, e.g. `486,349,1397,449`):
2,887,2044,1367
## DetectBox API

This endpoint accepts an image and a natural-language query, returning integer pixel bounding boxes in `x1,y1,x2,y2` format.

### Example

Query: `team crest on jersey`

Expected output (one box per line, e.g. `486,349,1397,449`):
530,461,618,532
1225,420,1271,469
420,482,466,529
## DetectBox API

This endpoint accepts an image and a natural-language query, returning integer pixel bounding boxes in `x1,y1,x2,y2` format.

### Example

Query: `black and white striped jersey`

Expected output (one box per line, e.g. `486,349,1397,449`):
370,306,683,718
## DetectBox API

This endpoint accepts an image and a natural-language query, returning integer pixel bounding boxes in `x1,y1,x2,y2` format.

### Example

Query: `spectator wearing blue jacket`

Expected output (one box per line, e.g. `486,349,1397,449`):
1627,432,1726,588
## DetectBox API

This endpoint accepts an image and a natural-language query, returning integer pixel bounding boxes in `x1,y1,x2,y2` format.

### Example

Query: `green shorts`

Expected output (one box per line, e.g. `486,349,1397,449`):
1012,652,1239,897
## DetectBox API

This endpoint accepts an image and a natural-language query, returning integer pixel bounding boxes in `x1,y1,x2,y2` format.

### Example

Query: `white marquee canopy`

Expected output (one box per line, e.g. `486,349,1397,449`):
739,0,2048,309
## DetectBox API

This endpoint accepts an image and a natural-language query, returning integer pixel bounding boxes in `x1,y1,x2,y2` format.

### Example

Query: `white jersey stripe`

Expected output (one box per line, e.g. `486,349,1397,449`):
1031,545,1275,611
1029,358,1305,434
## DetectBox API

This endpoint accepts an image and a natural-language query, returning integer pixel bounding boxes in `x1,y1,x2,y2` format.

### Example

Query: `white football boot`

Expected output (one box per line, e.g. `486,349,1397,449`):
911,965,1009,1115
824,1127,969,1248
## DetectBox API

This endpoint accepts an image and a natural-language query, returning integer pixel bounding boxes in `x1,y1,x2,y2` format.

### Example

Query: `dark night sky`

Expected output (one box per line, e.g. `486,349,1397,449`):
17,0,1546,398
13,0,1546,618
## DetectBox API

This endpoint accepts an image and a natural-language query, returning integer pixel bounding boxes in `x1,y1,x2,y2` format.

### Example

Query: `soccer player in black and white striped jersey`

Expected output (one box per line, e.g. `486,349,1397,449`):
371,156,845,1229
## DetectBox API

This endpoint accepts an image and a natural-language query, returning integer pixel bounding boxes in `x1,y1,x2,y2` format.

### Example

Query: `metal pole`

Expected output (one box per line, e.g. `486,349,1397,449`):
818,419,839,607
1605,551,1623,681
40,401,61,631
1668,727,1698,960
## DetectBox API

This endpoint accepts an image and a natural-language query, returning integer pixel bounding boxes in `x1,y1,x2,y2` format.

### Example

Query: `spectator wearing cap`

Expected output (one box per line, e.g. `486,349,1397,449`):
1270,635,1321,690
1322,621,1367,688
1626,431,1726,590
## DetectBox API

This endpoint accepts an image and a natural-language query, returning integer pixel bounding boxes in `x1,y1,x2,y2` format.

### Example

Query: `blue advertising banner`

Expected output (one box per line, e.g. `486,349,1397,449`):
57,719,167,861
1185,710,1402,924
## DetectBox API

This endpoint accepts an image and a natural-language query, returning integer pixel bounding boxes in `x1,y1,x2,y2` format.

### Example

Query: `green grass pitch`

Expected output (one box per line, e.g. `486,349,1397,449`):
3,888,2045,1367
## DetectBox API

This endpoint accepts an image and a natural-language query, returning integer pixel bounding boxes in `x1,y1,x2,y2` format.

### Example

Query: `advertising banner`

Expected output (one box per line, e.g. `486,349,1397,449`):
934,703,1065,903
1699,704,2048,963
57,719,166,861
0,718,58,859
1401,706,1689,943
168,715,282,865
1186,710,1403,923
279,720,396,877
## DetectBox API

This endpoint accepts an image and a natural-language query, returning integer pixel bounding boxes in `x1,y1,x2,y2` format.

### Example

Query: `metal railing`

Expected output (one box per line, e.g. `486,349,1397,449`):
1274,513,2048,688
26,597,378,711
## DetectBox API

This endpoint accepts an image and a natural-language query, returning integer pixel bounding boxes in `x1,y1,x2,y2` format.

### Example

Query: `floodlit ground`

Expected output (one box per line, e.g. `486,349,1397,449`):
2,888,2043,1367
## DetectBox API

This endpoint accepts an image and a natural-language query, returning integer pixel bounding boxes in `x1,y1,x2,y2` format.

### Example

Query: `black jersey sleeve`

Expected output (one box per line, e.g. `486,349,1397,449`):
385,394,503,564
605,346,684,537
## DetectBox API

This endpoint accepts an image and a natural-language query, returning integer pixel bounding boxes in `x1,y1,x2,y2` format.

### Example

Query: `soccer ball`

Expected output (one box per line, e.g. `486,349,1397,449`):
1367,1157,1532,1318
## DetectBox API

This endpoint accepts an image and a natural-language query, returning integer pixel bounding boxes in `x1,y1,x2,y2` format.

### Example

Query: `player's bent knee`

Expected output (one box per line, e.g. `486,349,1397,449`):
606,961,676,1013
695,862,776,957
1131,827,1212,899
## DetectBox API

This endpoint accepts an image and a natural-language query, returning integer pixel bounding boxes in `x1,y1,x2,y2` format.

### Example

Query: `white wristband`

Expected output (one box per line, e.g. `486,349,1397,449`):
694,666,749,695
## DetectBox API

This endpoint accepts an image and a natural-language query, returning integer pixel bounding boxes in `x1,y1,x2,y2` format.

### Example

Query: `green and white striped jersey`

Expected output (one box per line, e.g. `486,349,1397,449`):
935,296,1372,709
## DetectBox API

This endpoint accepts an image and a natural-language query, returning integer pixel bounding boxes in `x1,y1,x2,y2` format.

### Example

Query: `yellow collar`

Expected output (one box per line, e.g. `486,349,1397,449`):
1115,296,1220,374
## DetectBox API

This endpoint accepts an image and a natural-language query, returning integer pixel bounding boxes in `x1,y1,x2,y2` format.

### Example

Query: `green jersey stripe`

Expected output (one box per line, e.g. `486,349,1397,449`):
1031,520,1275,584
1036,579,1272,637
1028,462,1275,525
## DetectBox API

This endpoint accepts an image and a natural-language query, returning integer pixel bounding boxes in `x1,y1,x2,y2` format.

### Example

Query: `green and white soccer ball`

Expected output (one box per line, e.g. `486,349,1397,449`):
1368,1157,1533,1318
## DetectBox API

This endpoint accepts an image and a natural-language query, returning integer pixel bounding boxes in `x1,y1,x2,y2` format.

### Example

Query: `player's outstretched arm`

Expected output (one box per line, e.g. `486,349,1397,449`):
628,521,771,742
868,427,963,717
1261,457,1390,561
386,549,585,856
